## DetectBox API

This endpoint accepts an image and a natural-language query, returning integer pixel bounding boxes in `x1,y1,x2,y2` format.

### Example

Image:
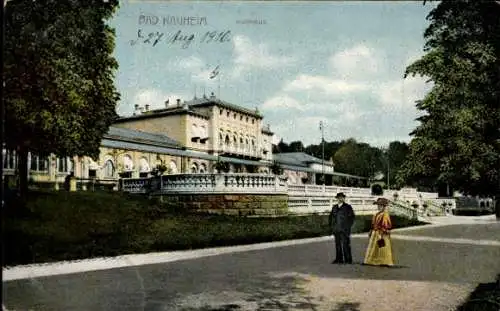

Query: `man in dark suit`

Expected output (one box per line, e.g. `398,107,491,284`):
329,192,355,264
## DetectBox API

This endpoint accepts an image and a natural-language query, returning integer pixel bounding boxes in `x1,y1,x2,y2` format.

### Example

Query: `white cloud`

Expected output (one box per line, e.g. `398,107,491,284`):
284,75,369,95
261,95,306,111
329,44,380,79
133,89,190,112
170,56,219,85
376,76,432,112
232,35,295,77
261,44,431,146
177,56,205,71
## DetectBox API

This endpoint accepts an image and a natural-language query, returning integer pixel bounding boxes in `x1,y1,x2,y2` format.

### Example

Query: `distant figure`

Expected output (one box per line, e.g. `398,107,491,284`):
329,192,355,264
64,172,74,191
363,197,394,267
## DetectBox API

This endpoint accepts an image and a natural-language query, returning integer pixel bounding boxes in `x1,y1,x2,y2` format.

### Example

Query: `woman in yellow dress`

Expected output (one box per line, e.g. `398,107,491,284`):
363,197,394,266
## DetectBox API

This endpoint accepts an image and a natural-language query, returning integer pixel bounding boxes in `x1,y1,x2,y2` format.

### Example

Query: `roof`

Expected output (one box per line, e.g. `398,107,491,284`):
273,152,326,166
186,95,263,119
104,127,183,149
114,107,209,123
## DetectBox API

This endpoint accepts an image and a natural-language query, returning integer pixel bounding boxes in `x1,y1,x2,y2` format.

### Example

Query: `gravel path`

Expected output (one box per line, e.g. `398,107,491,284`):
3,222,500,311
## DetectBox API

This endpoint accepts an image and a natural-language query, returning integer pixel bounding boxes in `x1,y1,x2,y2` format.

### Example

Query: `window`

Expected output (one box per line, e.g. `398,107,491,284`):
30,154,48,172
225,135,230,145
240,138,243,144
89,170,97,178
240,115,243,121
252,119,255,124
233,113,236,119
2,149,16,170
191,162,199,173
226,111,229,117
220,109,223,115
104,160,114,178
169,160,178,174
246,117,249,122
57,157,69,173
219,133,223,145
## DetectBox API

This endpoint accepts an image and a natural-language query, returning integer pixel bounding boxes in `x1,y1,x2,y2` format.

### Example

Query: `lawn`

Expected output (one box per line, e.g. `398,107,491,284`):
3,190,426,266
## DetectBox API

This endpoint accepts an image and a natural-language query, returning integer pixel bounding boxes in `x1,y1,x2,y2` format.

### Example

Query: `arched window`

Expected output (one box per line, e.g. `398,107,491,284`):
139,158,150,177
225,135,230,146
104,160,114,178
200,163,207,173
191,162,199,173
169,160,178,174
233,136,237,147
123,155,134,171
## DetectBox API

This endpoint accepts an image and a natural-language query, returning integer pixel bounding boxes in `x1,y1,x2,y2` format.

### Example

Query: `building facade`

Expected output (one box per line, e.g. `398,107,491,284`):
2,94,366,189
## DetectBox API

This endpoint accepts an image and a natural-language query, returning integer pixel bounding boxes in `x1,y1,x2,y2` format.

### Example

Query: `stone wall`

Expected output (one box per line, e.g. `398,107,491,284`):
162,193,288,216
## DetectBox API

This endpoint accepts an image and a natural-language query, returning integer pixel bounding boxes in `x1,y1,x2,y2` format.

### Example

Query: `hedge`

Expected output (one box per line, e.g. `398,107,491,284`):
3,190,425,266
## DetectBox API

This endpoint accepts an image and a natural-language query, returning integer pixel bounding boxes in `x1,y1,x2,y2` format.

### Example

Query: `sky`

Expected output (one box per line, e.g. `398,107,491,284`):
110,0,437,148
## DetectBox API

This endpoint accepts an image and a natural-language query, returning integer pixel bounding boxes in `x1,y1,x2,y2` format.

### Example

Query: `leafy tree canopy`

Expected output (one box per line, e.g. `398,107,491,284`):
4,0,121,159
398,0,500,196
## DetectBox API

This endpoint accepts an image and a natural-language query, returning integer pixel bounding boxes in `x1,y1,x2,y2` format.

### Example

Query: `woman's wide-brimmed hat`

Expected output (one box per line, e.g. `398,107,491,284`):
335,192,346,198
373,197,389,206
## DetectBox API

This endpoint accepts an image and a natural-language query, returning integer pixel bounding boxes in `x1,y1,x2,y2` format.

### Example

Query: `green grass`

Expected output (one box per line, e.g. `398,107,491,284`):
3,190,426,266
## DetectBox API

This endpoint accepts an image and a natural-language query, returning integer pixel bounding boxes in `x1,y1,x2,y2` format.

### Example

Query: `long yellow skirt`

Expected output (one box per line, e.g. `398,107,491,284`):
363,230,394,266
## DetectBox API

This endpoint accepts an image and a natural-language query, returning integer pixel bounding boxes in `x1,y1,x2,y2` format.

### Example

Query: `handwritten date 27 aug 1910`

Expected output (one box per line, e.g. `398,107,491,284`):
129,29,231,48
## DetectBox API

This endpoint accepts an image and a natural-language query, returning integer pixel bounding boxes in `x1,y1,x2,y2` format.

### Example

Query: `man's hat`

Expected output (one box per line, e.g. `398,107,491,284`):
335,192,346,198
373,197,389,206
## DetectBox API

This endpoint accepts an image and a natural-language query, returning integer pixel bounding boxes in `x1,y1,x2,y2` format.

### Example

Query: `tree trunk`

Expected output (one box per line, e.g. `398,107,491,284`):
18,147,29,197
496,194,500,220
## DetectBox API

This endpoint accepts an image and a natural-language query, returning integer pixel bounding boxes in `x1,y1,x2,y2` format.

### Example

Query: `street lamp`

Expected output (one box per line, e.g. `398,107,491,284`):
319,121,325,185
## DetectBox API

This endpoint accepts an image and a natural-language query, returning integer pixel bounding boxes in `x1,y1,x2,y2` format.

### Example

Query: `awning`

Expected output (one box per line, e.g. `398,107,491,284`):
280,164,367,180
219,156,268,167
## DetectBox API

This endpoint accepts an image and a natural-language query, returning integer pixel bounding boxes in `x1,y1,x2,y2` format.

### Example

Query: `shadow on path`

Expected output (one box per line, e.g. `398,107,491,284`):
176,273,319,311
330,302,361,311
455,274,500,311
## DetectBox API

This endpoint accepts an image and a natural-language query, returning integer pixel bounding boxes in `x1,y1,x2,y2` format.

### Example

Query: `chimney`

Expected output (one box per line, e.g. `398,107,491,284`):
145,104,150,112
176,98,181,107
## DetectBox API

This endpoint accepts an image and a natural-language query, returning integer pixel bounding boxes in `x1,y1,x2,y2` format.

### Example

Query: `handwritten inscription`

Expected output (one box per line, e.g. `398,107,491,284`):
129,29,231,49
139,14,208,26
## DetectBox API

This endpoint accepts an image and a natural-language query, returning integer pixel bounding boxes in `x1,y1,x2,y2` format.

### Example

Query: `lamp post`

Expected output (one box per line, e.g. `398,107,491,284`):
319,121,325,185
384,146,390,190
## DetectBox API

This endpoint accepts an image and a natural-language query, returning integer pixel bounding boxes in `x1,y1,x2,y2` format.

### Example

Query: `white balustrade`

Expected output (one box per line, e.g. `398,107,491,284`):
159,173,287,194
121,174,444,219
122,178,150,194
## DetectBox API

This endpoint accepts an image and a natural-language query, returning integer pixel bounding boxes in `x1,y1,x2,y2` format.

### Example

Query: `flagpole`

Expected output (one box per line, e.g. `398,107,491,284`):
218,69,221,99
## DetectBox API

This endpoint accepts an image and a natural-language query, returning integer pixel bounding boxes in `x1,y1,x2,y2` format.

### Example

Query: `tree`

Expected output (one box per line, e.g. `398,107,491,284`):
288,141,305,152
385,141,410,189
398,1,500,218
333,139,384,177
4,0,121,195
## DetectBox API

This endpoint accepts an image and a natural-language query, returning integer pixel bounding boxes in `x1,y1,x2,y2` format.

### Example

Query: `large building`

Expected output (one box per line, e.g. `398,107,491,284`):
2,94,367,189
